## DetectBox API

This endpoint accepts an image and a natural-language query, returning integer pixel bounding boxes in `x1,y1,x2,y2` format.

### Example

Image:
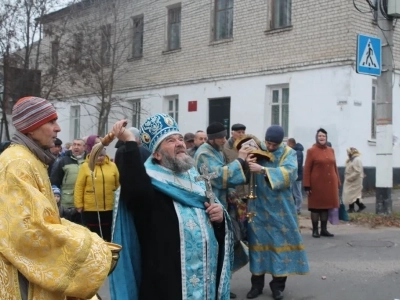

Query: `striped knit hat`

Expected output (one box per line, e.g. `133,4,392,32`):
12,96,58,134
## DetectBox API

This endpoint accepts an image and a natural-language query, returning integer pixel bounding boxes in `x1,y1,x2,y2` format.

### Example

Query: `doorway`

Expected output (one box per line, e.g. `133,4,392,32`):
209,97,231,138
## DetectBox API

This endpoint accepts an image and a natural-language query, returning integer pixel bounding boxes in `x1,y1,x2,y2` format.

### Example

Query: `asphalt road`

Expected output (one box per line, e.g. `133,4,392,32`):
98,192,400,300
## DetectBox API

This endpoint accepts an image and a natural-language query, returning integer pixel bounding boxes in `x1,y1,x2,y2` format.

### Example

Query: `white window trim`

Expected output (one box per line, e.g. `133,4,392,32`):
268,85,290,138
70,106,81,140
164,95,179,123
129,99,141,128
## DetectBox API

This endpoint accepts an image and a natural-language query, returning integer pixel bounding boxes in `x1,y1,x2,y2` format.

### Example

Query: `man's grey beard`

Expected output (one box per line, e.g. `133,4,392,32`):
209,141,223,152
159,149,195,173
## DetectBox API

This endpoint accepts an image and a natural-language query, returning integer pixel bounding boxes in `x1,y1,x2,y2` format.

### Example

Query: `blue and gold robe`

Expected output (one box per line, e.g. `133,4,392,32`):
194,142,249,271
194,143,246,208
247,143,309,276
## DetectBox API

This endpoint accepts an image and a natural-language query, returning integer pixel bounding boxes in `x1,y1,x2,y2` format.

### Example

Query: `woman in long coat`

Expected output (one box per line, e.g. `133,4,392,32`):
343,147,366,213
303,128,340,238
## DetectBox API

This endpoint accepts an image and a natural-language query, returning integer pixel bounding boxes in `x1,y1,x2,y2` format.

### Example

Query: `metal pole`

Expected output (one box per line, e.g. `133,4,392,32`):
375,0,394,215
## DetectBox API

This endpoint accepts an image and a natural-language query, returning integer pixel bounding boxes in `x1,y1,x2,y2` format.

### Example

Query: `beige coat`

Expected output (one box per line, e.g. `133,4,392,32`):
342,156,364,204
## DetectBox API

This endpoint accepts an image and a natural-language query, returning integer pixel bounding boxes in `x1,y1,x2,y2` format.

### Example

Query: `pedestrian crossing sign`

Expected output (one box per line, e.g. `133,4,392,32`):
356,34,381,76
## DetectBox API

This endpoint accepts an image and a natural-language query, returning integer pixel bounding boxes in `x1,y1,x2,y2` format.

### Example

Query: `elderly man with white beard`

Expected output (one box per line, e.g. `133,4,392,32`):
110,114,234,300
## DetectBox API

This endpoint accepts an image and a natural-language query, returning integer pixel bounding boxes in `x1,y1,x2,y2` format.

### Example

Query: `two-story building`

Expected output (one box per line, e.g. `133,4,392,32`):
39,0,400,188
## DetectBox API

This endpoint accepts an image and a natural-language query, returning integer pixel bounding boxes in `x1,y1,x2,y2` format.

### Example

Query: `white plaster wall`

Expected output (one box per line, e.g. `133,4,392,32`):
51,65,400,166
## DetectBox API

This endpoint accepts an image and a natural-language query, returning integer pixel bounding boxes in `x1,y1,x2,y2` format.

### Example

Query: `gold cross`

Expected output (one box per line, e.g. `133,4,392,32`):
247,212,257,223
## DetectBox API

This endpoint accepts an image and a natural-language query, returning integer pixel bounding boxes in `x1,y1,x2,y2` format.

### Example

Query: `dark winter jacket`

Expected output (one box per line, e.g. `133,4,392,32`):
114,141,150,173
57,201,77,220
293,143,304,181
50,150,87,207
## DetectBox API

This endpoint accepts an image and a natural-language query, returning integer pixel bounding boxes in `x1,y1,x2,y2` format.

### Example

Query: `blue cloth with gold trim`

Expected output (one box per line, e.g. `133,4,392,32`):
194,142,249,272
247,143,309,276
145,159,233,300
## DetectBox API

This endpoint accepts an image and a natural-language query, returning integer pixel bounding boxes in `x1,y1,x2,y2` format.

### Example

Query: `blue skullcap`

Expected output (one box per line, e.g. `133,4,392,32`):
52,185,61,196
265,125,284,144
139,113,180,153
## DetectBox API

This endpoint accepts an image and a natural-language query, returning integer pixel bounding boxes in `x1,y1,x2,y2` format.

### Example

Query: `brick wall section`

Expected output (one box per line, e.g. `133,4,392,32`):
40,0,400,94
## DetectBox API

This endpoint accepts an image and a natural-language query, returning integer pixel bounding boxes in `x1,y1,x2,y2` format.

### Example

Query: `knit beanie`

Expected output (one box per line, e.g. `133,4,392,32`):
52,185,61,196
12,96,58,134
265,125,284,144
207,122,227,140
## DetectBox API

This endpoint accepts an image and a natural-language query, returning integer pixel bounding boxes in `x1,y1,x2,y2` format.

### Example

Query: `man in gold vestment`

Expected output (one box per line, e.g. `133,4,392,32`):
0,97,112,300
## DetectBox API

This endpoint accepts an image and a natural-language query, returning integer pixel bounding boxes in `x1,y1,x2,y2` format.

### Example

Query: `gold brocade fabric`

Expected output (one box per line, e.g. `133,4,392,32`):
0,145,112,300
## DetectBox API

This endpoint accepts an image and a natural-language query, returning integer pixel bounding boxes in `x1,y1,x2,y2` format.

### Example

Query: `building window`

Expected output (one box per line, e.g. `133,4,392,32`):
167,5,181,50
101,24,111,65
271,87,289,137
132,16,144,58
70,106,80,139
51,40,60,72
73,33,83,65
271,0,292,29
165,97,179,123
371,79,377,139
214,0,233,40
131,99,141,128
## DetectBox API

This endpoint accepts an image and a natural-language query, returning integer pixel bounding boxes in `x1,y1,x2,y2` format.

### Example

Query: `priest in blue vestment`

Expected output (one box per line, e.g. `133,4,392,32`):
109,114,233,300
194,122,252,299
246,125,309,300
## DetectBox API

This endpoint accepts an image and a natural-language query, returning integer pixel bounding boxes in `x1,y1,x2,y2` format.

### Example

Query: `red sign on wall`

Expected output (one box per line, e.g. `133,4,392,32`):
188,101,197,112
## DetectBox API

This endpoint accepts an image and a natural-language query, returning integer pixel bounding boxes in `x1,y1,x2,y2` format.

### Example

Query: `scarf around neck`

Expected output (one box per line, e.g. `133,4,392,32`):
12,131,56,165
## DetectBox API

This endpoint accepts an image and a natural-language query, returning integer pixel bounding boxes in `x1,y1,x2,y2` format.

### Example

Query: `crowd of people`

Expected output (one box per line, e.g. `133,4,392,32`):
0,96,367,300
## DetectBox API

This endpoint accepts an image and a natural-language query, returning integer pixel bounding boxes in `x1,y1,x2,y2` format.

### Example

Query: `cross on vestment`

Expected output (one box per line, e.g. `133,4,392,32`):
195,163,218,204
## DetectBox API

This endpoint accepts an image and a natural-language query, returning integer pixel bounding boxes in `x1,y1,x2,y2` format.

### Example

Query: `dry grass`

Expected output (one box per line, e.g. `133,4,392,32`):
349,212,400,228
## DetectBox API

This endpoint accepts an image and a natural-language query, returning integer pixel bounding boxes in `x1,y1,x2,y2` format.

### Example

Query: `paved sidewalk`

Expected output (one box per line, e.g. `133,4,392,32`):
300,188,400,214
98,190,400,300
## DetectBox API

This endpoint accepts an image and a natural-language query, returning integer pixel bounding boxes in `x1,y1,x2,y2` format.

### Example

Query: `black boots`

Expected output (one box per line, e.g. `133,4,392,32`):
347,203,356,213
246,288,262,299
247,275,264,299
312,221,320,238
320,221,334,237
230,292,237,298
348,200,366,213
355,199,366,212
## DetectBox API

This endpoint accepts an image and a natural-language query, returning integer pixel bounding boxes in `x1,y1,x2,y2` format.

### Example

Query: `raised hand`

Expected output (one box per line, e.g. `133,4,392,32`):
111,120,135,142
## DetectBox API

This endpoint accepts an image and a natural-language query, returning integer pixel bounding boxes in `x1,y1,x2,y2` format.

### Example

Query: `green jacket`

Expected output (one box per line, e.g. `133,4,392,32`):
50,150,86,207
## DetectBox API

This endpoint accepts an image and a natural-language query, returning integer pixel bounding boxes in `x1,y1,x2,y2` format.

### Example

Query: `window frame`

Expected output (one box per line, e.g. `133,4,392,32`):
167,4,182,51
132,15,144,58
214,0,234,41
70,106,81,140
165,96,179,123
73,32,83,66
270,86,290,137
270,0,292,30
100,24,112,65
51,39,60,73
130,99,141,128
